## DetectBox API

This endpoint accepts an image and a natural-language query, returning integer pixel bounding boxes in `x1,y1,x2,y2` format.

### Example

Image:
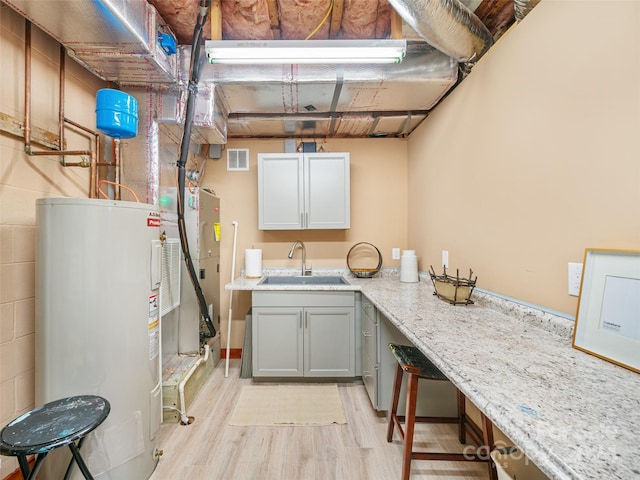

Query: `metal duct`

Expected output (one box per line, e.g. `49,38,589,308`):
388,0,493,64
227,112,428,138
156,78,228,144
117,87,161,204
514,0,542,21
1,0,178,84
1,0,501,139
158,89,228,144
189,42,456,138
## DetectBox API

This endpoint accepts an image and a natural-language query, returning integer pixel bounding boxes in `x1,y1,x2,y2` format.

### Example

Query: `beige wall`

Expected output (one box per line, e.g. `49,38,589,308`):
2,0,639,476
407,0,640,315
200,138,409,348
0,6,104,477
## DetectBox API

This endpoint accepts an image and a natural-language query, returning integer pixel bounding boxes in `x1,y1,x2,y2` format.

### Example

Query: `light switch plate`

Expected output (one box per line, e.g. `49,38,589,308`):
392,248,400,260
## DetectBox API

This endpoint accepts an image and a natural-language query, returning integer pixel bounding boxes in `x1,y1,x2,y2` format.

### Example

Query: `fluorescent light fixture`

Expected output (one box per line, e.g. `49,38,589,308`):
205,39,407,65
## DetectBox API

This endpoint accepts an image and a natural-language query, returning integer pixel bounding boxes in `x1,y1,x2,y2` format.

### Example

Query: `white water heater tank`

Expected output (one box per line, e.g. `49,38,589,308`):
36,198,162,479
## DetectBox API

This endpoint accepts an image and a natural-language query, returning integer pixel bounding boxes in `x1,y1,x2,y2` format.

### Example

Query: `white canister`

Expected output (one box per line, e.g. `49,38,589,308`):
244,249,263,278
400,250,419,283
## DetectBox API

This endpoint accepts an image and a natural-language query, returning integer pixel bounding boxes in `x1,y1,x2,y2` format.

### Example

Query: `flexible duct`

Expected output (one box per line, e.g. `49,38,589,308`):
514,0,542,21
388,0,493,64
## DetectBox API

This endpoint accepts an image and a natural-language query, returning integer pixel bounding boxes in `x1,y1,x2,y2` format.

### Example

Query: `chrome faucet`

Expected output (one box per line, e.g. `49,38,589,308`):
288,240,312,276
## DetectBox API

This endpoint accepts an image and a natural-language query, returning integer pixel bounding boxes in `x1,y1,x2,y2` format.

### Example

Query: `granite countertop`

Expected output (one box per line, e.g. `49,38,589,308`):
226,269,640,480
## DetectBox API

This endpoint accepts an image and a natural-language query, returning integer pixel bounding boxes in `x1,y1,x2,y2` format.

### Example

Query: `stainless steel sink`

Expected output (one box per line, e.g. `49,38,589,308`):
257,276,349,285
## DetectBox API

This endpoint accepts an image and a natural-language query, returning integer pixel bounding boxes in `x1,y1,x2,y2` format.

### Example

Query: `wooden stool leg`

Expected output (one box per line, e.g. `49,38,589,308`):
481,413,498,480
387,363,404,442
402,373,419,480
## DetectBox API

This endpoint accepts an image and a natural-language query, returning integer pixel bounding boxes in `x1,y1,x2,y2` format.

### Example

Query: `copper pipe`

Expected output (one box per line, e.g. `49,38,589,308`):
28,150,92,156
59,44,65,160
22,17,98,190
24,21,32,153
112,138,121,200
59,162,92,167
97,180,140,203
89,149,98,197
63,118,101,198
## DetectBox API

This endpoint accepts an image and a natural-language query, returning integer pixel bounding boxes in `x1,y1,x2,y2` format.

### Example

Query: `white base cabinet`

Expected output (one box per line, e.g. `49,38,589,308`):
253,307,303,376
258,152,350,230
252,291,355,377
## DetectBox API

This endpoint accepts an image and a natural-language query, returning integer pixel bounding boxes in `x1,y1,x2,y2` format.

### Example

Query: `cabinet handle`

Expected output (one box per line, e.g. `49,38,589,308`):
362,331,372,337
301,212,304,228
305,212,308,228
299,313,302,329
362,371,371,378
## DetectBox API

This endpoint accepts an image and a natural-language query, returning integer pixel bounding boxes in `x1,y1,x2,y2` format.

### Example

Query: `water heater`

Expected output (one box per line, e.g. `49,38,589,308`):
36,198,162,479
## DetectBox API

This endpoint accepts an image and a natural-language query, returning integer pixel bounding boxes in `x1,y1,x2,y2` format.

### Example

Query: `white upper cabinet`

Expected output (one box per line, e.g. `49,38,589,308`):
258,152,350,230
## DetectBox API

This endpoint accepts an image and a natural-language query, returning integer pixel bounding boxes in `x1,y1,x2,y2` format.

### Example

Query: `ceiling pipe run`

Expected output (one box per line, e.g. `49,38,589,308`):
21,19,107,198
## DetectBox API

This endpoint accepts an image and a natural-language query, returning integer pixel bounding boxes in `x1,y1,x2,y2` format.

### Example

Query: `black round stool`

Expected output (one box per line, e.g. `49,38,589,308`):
0,395,110,480
386,344,497,480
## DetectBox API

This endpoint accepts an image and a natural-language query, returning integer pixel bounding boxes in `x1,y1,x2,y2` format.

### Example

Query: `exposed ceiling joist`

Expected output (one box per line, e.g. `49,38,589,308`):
329,0,344,38
210,0,222,40
267,0,280,38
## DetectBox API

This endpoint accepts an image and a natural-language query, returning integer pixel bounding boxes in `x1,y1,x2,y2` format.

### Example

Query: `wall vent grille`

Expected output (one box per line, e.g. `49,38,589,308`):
227,148,249,171
161,239,181,316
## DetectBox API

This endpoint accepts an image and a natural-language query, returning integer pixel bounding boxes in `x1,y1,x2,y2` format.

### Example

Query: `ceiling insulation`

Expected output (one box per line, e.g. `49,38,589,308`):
1,0,526,139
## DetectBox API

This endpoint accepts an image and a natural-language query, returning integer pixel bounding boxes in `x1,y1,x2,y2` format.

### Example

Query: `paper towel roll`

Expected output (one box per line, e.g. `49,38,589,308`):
245,249,263,278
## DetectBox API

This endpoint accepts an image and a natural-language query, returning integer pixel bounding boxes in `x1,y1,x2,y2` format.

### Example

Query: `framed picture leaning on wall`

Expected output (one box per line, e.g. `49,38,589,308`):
572,248,640,373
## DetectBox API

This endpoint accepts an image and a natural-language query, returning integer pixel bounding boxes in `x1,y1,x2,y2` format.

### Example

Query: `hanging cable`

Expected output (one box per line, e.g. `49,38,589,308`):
177,0,216,341
305,0,334,40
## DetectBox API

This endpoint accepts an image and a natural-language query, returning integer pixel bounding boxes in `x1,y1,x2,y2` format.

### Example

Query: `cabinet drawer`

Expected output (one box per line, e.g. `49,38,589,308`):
361,310,377,364
361,298,376,323
362,353,378,409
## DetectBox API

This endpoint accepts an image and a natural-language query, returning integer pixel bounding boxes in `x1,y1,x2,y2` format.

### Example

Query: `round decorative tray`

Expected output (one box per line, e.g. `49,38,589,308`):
347,242,383,278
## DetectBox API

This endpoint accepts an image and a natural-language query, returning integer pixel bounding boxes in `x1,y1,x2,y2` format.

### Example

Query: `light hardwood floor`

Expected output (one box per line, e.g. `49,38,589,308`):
149,360,491,480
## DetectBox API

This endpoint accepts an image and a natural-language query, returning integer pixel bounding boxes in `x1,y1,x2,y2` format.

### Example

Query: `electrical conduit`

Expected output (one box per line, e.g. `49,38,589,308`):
176,0,216,340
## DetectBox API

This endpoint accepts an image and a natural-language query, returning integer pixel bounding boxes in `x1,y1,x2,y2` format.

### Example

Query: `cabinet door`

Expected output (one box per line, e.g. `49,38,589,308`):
361,299,378,407
252,307,303,376
258,154,304,230
304,307,355,377
305,153,350,229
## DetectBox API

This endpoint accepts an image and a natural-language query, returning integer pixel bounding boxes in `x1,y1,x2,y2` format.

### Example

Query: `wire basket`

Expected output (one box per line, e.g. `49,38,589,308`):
429,266,477,305
347,242,383,278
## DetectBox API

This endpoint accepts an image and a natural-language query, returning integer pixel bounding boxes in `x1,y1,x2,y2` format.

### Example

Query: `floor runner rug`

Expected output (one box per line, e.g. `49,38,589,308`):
229,384,347,426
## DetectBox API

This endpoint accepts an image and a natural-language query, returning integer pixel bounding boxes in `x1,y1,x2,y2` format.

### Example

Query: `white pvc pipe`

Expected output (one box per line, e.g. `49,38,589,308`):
225,220,239,378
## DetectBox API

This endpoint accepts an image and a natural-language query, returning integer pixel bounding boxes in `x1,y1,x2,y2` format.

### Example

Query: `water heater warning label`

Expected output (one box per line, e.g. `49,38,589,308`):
148,294,159,360
147,211,160,227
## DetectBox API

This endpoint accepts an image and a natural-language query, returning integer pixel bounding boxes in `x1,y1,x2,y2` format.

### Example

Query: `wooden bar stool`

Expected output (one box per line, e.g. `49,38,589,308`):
0,395,110,480
386,344,497,480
